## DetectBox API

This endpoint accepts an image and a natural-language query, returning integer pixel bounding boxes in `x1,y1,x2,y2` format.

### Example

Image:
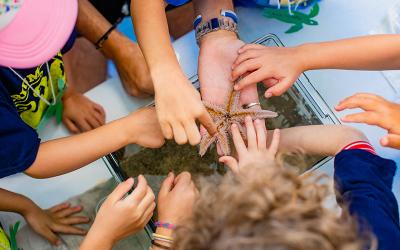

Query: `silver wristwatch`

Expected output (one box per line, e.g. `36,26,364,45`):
195,17,238,44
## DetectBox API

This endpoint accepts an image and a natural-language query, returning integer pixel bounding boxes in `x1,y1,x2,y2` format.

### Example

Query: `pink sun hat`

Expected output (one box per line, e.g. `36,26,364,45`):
0,0,78,68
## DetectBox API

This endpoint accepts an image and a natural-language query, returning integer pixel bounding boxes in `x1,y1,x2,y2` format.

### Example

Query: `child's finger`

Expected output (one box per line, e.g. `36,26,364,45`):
198,110,217,136
48,202,71,213
59,216,90,225
172,122,188,145
85,115,102,130
341,111,382,127
231,124,247,156
76,118,92,132
174,172,192,187
381,134,400,149
231,59,260,82
263,78,279,88
63,119,80,134
237,44,265,54
254,119,267,149
233,50,258,67
268,129,280,156
335,95,380,112
245,116,257,150
40,227,61,246
51,223,86,235
184,121,201,146
108,178,134,204
53,205,83,218
265,77,294,98
160,121,174,140
127,175,148,203
235,70,267,91
158,172,175,198
219,156,239,174
137,186,156,212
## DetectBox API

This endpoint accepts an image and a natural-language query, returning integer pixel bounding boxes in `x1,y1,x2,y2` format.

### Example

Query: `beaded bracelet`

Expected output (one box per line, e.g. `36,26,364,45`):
152,233,174,242
155,221,176,230
151,240,171,250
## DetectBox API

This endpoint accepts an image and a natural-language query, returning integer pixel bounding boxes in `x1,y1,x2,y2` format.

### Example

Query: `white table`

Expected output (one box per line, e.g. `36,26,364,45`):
1,0,399,209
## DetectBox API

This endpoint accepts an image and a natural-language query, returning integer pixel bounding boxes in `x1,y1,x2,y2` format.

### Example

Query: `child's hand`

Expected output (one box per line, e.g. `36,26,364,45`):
219,116,280,174
153,72,217,146
335,93,400,149
231,44,304,98
62,91,106,133
90,176,155,245
23,202,89,246
157,172,198,226
128,107,165,148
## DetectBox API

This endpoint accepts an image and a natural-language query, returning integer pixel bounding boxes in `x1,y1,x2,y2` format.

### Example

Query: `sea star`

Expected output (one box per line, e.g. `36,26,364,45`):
199,89,278,156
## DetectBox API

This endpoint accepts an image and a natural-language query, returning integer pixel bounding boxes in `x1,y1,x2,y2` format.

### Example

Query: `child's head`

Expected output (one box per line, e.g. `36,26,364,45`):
174,162,375,250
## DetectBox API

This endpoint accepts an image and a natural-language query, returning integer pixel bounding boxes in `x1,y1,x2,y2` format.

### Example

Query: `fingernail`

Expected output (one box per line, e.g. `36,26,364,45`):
381,137,388,146
265,92,272,98
232,124,237,129
168,172,173,177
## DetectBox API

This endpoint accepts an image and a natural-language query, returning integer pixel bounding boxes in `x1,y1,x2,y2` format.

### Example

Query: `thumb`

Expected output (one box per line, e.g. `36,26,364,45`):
381,134,400,149
108,178,134,204
264,77,295,98
219,156,239,174
159,172,175,198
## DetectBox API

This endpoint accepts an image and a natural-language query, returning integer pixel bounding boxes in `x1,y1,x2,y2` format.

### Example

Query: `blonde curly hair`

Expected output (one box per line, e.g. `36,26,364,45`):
173,162,375,250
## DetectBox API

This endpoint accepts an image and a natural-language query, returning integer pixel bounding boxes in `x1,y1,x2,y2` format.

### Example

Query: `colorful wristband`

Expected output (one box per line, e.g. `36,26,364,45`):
155,221,176,230
152,233,174,242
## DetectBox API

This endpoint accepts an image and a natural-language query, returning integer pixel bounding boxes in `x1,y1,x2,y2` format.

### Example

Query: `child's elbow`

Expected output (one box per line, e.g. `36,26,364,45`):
335,125,369,153
341,125,368,142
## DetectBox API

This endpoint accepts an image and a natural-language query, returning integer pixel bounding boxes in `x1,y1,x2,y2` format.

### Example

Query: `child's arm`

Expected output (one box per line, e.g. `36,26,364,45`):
131,0,216,146
220,119,367,172
0,188,88,245
232,35,400,97
271,124,367,156
25,107,164,178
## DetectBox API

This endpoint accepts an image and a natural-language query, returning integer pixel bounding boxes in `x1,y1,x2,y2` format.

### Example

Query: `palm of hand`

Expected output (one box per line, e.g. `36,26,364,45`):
199,38,259,106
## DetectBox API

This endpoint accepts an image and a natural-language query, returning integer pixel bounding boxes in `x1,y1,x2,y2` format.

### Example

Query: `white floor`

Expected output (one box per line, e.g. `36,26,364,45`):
1,0,399,212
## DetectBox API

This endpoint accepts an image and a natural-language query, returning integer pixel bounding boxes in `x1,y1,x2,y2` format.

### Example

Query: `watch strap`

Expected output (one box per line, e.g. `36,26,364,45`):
195,17,238,44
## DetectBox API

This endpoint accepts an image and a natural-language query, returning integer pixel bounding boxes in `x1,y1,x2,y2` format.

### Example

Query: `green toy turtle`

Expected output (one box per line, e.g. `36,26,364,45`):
263,3,319,33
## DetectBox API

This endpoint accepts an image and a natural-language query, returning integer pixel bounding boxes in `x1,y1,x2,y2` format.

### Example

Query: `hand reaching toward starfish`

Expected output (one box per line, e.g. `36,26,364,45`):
199,89,277,156
219,116,280,174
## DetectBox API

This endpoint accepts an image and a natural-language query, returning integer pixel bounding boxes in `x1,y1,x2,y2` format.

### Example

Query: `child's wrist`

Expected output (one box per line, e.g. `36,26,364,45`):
294,44,317,72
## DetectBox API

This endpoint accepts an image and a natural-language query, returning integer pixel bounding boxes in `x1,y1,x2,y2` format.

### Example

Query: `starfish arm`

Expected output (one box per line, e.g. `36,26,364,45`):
199,133,217,157
203,101,227,118
232,109,278,120
217,128,231,156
